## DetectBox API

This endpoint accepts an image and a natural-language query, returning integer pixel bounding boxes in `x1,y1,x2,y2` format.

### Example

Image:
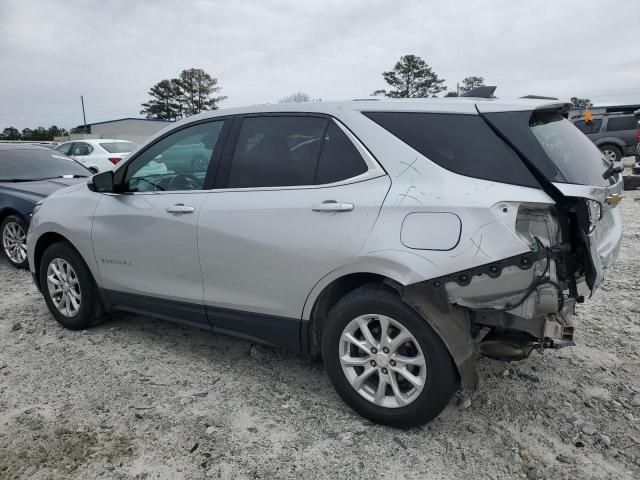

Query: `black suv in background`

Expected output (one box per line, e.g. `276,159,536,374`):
572,113,639,162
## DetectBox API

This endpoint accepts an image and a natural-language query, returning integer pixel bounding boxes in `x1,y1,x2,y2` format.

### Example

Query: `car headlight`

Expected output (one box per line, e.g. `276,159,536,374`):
586,199,602,233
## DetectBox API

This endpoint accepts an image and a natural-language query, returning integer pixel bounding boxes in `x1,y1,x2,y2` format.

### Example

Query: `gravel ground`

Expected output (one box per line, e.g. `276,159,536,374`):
0,191,639,480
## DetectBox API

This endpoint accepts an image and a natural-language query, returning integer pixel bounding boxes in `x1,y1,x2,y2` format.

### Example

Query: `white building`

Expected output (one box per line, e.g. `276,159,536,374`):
70,118,173,144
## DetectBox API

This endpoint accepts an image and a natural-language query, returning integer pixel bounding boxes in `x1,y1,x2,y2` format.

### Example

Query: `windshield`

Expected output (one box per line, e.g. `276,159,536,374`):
100,141,137,153
529,112,610,187
0,148,90,181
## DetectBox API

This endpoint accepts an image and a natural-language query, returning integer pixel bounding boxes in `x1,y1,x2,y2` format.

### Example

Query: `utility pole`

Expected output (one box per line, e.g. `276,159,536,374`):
456,83,460,96
80,95,88,133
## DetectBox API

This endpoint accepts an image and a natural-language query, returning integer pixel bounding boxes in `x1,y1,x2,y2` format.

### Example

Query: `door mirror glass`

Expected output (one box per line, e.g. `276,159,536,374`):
90,171,114,192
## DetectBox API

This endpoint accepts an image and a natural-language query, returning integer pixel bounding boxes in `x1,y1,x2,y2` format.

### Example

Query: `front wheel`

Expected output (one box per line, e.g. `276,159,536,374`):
1,214,28,268
321,284,458,428
39,242,104,330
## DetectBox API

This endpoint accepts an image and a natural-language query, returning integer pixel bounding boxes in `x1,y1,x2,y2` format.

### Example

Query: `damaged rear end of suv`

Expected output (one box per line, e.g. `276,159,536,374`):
329,98,624,426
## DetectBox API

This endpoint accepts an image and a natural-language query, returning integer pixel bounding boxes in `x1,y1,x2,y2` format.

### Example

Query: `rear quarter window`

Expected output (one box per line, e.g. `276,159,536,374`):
363,111,540,188
316,122,368,184
605,116,638,131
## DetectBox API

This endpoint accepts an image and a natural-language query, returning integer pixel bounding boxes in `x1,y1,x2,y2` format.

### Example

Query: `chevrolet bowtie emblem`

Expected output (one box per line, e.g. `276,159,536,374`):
606,193,623,206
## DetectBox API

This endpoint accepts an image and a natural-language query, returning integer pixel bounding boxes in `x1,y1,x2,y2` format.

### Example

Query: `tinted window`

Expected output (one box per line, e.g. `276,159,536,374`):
100,141,137,153
72,143,93,155
0,148,89,181
125,121,224,192
316,122,368,184
228,116,327,188
55,143,72,155
573,119,602,134
364,111,539,188
529,112,610,187
606,116,638,131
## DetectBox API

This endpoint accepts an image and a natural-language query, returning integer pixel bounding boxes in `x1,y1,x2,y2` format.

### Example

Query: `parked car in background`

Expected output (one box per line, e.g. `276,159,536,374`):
55,139,138,172
0,144,90,268
28,99,623,427
572,113,639,162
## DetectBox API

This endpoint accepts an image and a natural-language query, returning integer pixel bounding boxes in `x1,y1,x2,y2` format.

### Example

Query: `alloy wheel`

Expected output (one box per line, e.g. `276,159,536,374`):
46,258,82,317
601,149,618,162
339,314,427,408
2,221,27,264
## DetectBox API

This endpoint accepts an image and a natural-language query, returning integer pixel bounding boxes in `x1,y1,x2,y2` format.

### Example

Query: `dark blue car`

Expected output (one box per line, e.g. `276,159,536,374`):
0,144,90,268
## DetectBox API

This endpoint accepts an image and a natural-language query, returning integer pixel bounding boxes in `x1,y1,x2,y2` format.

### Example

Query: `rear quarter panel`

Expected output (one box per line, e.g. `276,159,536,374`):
302,109,557,319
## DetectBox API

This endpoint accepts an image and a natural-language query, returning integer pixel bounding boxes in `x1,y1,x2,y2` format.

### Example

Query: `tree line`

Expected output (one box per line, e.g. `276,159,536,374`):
0,57,595,138
1,125,68,141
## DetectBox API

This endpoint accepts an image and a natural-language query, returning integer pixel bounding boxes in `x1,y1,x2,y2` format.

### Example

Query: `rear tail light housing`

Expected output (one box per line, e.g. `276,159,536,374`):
108,157,122,165
635,129,640,142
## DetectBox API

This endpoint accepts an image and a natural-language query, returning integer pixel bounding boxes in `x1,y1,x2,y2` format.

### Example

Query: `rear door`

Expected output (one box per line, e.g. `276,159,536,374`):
197,114,390,349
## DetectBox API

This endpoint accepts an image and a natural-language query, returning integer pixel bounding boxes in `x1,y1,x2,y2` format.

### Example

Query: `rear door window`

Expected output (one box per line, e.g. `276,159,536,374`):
228,116,327,188
364,111,539,188
605,116,638,131
55,143,72,155
71,142,93,156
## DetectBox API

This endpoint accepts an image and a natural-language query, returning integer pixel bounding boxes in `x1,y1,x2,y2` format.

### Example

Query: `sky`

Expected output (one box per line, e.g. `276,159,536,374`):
1,0,639,130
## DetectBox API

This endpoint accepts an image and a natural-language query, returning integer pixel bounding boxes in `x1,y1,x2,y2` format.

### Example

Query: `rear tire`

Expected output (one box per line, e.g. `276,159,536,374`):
39,242,104,330
321,284,458,428
599,145,622,163
1,214,29,269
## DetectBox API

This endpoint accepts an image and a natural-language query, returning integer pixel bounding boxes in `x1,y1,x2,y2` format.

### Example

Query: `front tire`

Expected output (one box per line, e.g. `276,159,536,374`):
39,242,104,330
321,284,458,428
1,214,28,268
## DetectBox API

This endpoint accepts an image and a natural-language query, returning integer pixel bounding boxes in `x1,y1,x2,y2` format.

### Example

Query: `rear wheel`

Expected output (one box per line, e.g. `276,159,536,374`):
39,242,104,330
321,284,458,428
599,145,622,163
1,214,28,268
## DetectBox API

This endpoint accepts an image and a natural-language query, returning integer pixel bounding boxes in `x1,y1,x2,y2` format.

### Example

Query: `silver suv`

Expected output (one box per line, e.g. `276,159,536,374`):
27,99,623,427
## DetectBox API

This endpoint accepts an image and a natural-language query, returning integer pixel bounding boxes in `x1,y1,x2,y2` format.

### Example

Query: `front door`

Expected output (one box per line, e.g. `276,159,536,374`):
197,115,390,348
91,119,228,326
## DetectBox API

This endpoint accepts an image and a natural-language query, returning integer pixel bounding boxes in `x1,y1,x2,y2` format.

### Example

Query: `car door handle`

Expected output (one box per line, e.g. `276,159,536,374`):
165,204,195,214
311,201,354,212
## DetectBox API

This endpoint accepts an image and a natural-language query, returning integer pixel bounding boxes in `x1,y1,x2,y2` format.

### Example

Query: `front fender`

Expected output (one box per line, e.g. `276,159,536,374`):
26,186,101,282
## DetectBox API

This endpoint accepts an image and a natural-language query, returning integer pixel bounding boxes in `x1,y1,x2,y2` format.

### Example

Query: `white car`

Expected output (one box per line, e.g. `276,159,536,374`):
28,99,623,427
54,139,138,172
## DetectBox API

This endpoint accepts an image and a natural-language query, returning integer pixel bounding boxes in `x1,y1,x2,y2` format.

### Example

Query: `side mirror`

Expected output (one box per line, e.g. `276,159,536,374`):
602,162,624,180
89,170,115,192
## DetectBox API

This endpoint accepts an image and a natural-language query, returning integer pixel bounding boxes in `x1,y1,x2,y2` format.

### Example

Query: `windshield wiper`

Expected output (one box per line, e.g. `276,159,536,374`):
0,175,88,182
